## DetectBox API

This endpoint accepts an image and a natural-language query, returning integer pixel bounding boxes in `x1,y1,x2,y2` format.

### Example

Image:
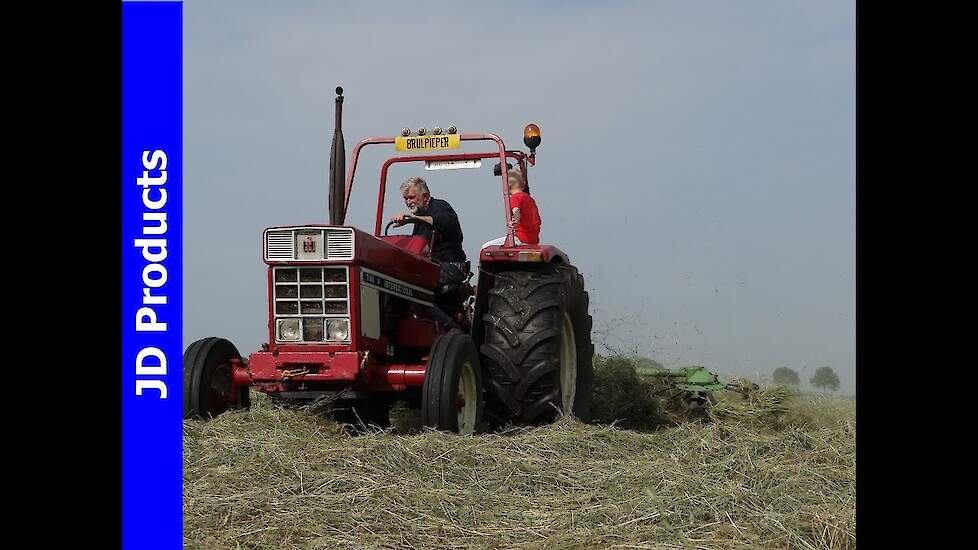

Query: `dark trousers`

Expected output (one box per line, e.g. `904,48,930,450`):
431,261,466,330
429,302,457,329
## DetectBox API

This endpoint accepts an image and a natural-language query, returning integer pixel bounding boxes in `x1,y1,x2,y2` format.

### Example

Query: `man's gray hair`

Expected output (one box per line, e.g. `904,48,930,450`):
400,176,430,196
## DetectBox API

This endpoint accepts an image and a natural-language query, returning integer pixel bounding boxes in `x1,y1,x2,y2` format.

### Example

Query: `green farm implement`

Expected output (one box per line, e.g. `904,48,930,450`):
636,366,758,419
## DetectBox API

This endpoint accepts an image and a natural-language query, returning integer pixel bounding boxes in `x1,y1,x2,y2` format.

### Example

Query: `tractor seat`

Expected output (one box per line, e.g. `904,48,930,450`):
380,235,430,257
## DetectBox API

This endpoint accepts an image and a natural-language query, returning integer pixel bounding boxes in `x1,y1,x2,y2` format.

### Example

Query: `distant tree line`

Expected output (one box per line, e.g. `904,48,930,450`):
771,365,841,394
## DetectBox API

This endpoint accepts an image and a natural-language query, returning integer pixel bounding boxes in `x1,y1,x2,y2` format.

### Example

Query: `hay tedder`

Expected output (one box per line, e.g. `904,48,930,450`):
637,366,759,418
184,87,594,434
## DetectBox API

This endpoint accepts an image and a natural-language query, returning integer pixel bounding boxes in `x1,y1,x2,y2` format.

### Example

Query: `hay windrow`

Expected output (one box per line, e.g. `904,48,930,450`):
185,385,855,549
709,385,791,426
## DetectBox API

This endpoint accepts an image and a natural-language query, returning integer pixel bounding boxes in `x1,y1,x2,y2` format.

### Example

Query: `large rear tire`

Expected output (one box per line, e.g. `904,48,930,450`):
480,264,594,427
421,331,484,435
183,337,251,419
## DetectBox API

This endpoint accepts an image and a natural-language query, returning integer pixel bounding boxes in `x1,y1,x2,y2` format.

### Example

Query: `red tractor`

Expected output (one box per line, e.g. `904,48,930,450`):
184,88,594,434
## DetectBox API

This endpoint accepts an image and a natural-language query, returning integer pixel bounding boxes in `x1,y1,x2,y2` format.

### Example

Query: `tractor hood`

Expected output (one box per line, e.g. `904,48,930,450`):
262,224,440,292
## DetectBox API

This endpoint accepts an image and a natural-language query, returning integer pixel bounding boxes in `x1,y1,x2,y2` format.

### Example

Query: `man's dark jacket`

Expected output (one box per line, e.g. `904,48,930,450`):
412,197,465,263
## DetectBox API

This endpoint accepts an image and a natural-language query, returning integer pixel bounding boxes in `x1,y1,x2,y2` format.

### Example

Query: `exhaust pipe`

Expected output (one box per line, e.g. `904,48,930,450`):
328,86,346,225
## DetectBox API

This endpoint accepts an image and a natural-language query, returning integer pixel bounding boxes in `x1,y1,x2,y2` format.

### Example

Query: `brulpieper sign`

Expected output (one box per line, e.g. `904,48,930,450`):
122,2,182,548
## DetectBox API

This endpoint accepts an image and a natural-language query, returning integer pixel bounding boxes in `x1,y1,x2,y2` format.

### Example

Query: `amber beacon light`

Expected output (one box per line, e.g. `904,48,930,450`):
523,124,541,151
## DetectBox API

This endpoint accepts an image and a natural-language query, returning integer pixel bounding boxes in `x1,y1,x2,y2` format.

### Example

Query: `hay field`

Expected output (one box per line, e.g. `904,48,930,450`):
184,367,855,549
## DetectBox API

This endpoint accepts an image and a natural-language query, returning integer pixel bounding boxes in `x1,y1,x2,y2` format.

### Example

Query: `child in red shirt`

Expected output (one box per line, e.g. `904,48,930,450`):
481,169,541,248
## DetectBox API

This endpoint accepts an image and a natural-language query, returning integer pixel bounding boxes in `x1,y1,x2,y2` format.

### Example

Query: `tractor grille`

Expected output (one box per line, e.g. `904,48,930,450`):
272,266,351,343
327,232,354,258
265,232,294,259
264,227,355,261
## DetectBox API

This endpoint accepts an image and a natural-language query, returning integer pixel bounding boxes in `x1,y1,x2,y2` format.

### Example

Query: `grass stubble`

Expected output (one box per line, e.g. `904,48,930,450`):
184,363,855,550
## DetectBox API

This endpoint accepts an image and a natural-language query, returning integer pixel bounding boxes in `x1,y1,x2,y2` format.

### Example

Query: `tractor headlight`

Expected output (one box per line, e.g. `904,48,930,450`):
277,319,301,342
326,319,350,341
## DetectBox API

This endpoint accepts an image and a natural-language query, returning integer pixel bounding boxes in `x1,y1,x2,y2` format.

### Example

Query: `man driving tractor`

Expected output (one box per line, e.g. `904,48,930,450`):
390,176,468,330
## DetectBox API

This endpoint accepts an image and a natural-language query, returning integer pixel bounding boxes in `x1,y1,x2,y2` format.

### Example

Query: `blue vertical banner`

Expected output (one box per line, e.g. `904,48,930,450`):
122,2,182,548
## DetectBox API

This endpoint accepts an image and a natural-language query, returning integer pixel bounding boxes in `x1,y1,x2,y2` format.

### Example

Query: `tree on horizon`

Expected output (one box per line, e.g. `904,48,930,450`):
810,366,841,394
772,366,800,386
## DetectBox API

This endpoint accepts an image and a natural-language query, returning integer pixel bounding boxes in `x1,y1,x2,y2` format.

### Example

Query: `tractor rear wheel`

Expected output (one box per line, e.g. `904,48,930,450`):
183,337,251,419
480,264,594,427
421,330,484,435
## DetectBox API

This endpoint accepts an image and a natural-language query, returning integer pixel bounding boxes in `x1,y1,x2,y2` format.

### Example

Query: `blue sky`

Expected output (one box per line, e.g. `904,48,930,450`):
183,1,855,392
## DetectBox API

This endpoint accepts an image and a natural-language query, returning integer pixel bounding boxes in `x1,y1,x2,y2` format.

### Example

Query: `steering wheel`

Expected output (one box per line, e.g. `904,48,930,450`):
384,215,430,236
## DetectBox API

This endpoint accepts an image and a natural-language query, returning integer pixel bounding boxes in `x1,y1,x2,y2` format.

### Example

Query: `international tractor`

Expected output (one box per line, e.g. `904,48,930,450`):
184,88,594,434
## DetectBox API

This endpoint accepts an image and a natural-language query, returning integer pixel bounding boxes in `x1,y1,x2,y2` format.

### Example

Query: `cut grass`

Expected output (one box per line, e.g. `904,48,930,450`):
185,387,855,549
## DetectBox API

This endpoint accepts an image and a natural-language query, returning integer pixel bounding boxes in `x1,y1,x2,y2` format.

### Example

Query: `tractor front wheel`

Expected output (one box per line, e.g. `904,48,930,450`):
421,330,484,435
183,337,251,419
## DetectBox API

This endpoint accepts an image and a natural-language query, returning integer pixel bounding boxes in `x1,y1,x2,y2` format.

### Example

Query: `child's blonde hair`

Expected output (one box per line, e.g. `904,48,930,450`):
507,169,528,193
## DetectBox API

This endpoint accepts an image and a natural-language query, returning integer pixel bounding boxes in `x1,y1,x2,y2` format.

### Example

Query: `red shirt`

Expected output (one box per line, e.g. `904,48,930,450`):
510,191,541,244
